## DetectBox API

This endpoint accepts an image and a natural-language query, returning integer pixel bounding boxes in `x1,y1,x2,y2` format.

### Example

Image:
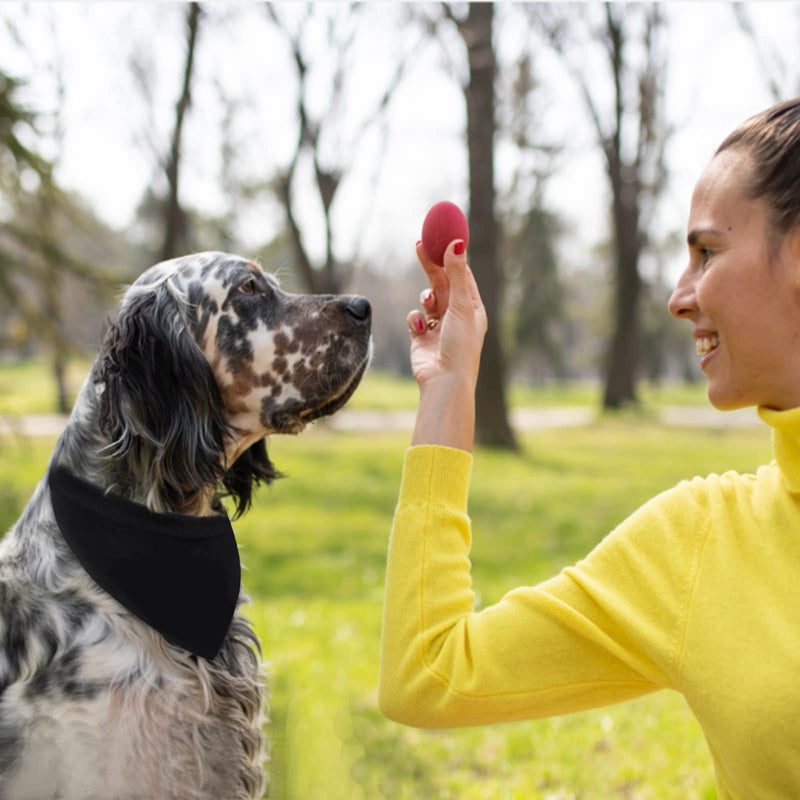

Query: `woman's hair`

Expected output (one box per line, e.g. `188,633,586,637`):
716,98,800,237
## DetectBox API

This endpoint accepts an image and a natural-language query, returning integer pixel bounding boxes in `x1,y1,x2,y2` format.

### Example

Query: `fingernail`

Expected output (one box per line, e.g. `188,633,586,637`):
416,240,422,247
421,289,433,304
413,317,425,332
454,240,466,256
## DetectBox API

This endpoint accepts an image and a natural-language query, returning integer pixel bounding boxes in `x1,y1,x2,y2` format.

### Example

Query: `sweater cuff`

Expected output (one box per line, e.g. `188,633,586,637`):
397,445,473,511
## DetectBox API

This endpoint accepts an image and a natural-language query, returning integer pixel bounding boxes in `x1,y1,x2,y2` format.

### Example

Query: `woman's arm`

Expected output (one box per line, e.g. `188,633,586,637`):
379,239,692,729
379,456,694,728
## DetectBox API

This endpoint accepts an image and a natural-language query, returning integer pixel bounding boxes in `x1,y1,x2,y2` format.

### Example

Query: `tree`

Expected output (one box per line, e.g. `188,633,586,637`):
539,3,670,408
0,66,113,411
161,2,202,261
733,4,800,101
0,70,55,330
265,3,407,295
506,200,567,382
500,46,566,383
442,2,517,449
128,3,203,262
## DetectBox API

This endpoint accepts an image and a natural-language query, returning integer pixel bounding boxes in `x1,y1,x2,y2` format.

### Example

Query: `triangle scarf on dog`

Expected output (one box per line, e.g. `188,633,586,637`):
48,465,240,661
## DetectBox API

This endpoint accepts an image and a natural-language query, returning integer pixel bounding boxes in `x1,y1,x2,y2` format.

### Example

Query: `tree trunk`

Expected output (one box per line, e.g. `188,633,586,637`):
161,2,201,262
603,161,641,408
599,4,647,410
461,2,517,450
541,4,667,410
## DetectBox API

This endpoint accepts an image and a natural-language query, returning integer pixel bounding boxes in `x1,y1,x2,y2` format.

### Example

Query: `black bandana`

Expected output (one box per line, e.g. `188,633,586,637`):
48,466,240,661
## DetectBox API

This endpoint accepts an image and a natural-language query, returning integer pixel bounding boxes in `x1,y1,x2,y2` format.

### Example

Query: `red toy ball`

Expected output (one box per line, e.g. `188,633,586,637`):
421,201,469,267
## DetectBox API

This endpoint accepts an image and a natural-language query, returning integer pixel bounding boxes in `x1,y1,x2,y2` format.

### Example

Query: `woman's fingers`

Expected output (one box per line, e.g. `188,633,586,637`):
416,241,450,314
441,240,469,301
419,288,441,324
415,241,450,290
409,239,483,335
441,240,485,328
406,309,427,336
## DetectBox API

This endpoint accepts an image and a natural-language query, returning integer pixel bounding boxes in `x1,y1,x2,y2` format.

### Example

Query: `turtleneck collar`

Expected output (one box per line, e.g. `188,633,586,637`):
758,406,800,494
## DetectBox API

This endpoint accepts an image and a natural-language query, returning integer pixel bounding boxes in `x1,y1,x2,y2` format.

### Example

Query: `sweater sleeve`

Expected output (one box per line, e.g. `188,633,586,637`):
378,445,710,729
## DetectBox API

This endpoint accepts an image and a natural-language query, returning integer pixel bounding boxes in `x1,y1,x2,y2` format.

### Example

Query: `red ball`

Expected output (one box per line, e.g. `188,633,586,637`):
421,201,469,267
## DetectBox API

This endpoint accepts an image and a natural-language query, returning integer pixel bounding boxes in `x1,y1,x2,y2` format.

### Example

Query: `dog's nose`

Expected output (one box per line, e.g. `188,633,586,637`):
344,296,371,323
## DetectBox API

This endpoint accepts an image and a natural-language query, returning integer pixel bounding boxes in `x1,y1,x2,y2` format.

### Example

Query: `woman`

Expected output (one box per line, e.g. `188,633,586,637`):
379,98,800,799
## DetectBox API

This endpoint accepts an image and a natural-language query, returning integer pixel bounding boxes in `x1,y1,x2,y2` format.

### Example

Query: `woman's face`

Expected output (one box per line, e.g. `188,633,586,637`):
669,148,800,411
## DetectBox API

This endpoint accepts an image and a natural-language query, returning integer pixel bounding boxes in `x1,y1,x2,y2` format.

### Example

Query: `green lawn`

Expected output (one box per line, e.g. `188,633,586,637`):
0,358,92,415
0,358,710,416
0,417,772,799
343,371,711,412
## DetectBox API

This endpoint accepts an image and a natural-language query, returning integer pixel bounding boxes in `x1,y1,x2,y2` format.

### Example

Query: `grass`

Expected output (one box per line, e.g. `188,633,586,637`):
0,358,92,415
0,358,710,416
0,414,773,799
345,371,711,412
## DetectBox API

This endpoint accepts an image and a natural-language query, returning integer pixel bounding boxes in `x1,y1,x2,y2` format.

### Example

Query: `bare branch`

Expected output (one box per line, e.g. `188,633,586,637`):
161,1,202,260
265,4,412,293
604,3,624,164
274,170,318,292
732,3,784,101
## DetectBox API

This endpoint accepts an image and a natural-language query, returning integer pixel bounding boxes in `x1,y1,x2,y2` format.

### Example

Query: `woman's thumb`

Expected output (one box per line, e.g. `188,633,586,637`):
442,239,469,300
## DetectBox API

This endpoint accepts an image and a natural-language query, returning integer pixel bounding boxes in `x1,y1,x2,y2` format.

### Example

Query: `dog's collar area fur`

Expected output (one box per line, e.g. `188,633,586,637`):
48,465,240,660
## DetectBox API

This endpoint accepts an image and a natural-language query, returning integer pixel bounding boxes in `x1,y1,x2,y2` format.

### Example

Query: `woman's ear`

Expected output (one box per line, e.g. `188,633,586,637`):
95,288,230,508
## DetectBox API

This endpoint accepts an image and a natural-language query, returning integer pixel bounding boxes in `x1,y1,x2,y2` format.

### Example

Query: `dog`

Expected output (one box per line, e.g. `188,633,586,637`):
0,252,372,799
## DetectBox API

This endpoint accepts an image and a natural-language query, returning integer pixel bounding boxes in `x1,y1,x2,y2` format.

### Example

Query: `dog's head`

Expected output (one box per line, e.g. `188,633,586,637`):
95,252,372,516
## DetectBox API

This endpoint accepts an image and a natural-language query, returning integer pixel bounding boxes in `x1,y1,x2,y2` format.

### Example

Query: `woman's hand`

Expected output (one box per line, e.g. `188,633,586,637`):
406,239,487,451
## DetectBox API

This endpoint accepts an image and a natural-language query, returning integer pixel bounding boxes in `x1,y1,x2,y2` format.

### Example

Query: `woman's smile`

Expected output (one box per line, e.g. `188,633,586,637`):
695,332,720,358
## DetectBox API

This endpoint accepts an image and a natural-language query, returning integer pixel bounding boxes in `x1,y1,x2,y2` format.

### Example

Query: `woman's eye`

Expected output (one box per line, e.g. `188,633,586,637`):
696,246,713,266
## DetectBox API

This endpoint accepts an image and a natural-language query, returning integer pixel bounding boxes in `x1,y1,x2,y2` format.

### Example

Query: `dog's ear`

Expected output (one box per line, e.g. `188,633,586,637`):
96,288,229,508
223,439,282,520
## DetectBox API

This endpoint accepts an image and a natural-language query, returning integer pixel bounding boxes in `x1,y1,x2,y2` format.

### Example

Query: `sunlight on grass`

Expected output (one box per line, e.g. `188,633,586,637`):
0,359,711,416
0,420,767,798
0,358,91,415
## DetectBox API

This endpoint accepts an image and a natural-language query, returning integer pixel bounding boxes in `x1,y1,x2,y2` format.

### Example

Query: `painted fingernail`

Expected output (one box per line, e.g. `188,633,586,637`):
416,240,422,247
453,240,466,256
413,317,425,332
421,289,433,304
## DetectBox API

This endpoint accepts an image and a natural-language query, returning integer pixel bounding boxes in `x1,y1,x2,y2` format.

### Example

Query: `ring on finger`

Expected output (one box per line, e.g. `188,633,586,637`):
426,317,439,330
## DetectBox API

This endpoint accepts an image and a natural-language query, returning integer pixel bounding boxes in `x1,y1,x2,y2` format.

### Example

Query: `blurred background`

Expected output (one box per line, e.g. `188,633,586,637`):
2,1,799,439
0,3,796,798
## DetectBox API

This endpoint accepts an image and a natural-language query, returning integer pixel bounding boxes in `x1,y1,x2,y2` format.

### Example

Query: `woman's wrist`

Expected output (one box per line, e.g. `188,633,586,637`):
411,372,477,451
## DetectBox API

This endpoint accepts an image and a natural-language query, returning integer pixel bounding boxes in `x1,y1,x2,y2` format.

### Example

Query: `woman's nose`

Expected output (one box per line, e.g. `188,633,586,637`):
668,268,698,319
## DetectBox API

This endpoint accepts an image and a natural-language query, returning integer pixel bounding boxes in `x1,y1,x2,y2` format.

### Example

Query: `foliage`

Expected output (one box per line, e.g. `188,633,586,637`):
0,64,129,418
0,419,773,798
0,68,56,334
504,203,567,381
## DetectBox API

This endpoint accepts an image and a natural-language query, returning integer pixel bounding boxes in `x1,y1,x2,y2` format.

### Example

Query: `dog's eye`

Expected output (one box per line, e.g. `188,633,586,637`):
239,279,258,295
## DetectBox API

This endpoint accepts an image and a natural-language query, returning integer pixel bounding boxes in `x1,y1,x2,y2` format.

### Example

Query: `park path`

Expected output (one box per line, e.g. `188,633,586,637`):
329,405,761,432
0,405,763,438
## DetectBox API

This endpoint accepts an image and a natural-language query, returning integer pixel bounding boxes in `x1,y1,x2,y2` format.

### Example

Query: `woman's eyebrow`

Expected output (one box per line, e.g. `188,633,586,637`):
687,227,725,247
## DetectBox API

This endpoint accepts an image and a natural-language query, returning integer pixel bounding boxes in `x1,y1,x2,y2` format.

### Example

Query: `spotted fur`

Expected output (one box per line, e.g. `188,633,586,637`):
0,252,371,799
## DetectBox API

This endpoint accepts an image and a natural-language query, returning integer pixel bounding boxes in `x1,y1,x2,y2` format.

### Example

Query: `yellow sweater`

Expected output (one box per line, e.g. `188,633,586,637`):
379,406,800,800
